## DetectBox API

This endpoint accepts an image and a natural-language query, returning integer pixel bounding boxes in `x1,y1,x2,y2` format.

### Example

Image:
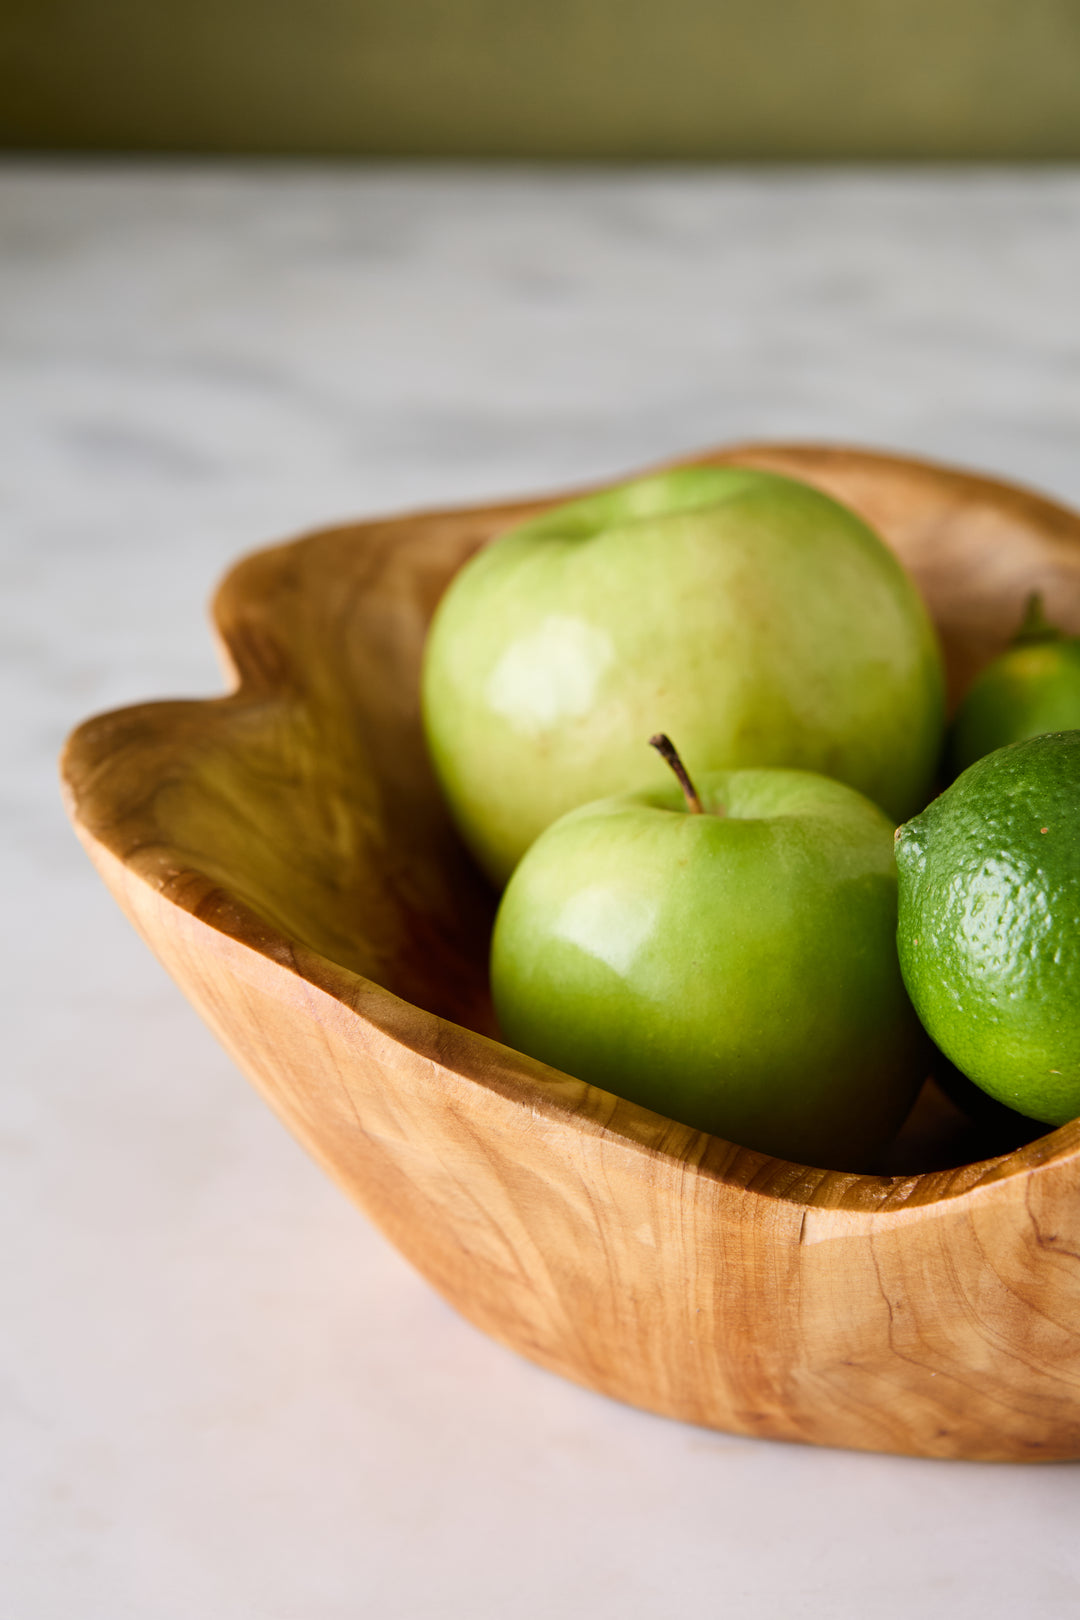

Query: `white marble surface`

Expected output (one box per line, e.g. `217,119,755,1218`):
5,162,1080,1618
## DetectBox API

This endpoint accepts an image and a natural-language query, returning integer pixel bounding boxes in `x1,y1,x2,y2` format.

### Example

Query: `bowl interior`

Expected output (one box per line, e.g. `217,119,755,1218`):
65,445,1080,1175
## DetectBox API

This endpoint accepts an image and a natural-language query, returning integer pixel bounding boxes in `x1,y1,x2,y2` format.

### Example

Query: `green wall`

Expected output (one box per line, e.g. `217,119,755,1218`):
4,0,1080,158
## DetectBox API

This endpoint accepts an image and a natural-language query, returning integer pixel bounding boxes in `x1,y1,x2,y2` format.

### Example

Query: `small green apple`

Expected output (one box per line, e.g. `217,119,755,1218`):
423,466,944,886
490,738,925,1169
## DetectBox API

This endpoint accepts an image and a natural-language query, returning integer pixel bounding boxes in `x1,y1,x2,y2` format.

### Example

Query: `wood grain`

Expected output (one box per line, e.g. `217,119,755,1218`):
61,443,1080,1460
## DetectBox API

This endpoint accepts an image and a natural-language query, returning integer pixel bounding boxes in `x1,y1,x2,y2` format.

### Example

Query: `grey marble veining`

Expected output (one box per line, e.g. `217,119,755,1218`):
4,163,1080,1619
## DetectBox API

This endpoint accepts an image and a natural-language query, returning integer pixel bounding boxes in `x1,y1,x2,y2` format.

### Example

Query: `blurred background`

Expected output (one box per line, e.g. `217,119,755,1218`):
4,0,1080,158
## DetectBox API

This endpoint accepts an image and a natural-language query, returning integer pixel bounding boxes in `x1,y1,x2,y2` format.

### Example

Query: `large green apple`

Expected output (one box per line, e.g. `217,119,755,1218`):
422,466,944,887
490,749,925,1169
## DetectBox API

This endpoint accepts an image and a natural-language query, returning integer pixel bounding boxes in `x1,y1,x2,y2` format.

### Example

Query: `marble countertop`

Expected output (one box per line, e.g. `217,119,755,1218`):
5,162,1080,1618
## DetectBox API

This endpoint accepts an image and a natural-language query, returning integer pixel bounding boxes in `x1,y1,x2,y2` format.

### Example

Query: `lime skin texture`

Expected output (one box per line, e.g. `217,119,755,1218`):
490,767,926,1171
896,731,1080,1127
422,466,945,887
949,636,1080,778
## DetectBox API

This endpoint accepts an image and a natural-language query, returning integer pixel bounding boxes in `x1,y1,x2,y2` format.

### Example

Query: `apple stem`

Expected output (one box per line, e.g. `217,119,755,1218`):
1012,590,1064,647
649,733,706,815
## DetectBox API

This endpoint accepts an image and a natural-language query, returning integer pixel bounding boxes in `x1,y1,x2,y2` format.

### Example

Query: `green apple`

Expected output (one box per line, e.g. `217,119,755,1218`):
423,466,945,887
490,739,925,1169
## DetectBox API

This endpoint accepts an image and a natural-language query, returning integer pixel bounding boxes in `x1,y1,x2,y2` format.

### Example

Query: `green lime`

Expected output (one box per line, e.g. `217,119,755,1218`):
950,593,1080,777
895,731,1080,1126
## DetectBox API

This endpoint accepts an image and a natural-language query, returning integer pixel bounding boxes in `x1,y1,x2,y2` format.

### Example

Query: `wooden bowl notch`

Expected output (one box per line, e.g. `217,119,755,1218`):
62,444,1080,1462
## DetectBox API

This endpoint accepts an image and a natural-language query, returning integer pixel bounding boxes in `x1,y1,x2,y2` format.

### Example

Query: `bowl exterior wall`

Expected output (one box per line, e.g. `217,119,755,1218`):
82,832,1080,1462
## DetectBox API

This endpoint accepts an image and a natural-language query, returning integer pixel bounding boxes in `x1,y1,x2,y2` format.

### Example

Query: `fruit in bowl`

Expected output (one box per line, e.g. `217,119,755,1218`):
492,737,925,1170
897,730,1080,1127
422,465,946,886
949,593,1080,776
60,444,1080,1460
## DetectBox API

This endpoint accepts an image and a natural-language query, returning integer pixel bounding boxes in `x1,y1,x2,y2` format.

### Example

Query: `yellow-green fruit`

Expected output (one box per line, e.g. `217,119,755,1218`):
423,466,945,886
949,595,1080,776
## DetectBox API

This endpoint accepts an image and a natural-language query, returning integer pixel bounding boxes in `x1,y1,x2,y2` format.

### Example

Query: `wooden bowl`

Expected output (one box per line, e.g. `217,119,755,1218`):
61,444,1080,1462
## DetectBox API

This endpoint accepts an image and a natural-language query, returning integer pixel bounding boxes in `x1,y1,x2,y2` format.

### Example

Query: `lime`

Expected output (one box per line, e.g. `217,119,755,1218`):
895,731,1080,1126
950,594,1080,777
